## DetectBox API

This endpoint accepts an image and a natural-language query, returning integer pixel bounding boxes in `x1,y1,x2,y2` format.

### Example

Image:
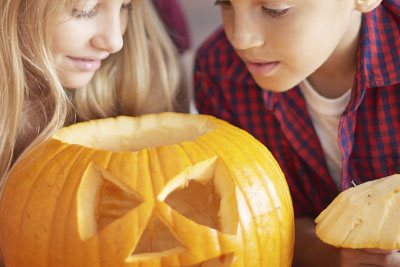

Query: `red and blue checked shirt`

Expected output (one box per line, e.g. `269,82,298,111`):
194,0,400,218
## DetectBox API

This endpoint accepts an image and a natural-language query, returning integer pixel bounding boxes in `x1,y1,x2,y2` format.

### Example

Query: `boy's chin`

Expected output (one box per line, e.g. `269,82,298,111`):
253,76,301,93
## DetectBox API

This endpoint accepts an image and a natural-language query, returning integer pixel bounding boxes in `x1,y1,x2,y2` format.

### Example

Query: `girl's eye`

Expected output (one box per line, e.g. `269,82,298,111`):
72,2,130,19
72,6,98,19
262,7,290,18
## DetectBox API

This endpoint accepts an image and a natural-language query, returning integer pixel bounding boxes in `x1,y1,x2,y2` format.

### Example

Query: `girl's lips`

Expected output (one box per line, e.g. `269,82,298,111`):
244,61,280,76
68,56,102,71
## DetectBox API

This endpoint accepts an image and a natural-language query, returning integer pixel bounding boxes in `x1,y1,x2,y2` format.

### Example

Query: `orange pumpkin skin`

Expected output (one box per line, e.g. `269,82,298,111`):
0,113,294,267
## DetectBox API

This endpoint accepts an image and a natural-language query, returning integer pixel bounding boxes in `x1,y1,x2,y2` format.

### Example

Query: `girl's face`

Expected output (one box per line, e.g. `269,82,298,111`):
51,0,132,89
216,0,360,92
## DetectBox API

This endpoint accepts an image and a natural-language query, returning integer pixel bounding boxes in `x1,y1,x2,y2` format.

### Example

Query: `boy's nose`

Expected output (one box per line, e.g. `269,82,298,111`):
91,16,124,54
229,17,264,50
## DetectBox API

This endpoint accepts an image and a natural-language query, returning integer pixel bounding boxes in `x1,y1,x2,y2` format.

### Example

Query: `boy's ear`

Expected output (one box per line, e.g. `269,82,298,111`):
354,0,382,12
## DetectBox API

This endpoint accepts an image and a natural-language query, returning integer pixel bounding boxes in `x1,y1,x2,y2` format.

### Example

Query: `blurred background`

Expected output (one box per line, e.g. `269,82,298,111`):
180,0,222,55
178,0,222,112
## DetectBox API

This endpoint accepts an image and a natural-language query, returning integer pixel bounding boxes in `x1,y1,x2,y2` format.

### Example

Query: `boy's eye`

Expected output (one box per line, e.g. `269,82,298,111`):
262,7,290,18
214,1,290,18
214,0,231,7
121,2,132,10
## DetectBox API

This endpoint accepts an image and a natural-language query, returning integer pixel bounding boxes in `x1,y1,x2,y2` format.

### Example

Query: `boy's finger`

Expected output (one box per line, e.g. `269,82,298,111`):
363,248,394,254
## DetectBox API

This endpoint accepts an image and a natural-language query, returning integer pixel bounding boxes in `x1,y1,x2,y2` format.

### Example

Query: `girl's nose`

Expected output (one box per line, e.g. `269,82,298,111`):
91,13,124,53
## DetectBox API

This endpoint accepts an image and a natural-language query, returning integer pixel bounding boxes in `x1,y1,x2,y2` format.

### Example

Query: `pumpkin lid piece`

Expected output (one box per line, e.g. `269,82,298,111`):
315,174,400,250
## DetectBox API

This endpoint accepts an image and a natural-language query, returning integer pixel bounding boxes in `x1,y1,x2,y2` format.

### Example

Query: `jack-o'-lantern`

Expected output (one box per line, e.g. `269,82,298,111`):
0,113,294,266
315,174,400,250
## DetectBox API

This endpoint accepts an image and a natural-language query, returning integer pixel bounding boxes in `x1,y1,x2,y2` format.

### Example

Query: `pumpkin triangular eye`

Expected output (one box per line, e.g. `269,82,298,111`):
131,215,186,257
77,163,144,241
165,179,221,230
158,157,239,235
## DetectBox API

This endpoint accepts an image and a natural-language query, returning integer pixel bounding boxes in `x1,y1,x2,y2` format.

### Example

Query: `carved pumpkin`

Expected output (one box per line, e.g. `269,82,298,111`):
315,174,400,250
0,112,294,267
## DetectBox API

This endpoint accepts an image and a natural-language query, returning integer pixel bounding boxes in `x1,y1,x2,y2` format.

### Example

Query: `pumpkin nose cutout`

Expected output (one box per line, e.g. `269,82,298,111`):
131,216,185,257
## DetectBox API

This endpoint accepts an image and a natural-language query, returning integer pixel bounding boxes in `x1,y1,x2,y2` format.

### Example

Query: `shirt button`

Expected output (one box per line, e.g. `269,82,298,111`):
396,165,400,173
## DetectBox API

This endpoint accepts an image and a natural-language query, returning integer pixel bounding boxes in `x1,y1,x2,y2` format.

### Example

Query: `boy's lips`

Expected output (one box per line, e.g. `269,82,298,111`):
244,60,280,76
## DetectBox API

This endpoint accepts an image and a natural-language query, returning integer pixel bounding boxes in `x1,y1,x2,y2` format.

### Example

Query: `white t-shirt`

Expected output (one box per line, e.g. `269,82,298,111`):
299,79,351,189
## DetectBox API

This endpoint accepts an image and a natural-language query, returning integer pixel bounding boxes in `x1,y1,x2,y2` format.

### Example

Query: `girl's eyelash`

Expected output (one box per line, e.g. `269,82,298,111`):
72,7,97,19
72,2,131,19
262,7,290,18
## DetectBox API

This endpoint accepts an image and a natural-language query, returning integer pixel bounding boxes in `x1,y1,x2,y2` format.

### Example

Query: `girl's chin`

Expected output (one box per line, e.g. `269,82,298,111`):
60,73,95,89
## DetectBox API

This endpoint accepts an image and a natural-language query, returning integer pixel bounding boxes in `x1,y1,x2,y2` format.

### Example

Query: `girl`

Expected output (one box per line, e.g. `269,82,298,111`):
0,0,189,188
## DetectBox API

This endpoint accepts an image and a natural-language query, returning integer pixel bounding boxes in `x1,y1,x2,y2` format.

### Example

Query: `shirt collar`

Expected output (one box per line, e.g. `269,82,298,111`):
348,0,400,112
358,0,400,88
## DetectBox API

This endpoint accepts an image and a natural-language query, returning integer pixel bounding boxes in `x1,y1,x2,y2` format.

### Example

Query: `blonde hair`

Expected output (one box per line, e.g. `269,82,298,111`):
0,0,186,188
72,0,185,118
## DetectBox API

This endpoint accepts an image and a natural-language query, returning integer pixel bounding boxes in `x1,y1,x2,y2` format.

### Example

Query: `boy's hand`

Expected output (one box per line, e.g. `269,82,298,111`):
339,248,400,266
293,218,400,267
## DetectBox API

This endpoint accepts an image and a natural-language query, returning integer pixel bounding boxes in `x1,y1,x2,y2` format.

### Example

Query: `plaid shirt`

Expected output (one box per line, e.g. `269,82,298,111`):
194,0,400,217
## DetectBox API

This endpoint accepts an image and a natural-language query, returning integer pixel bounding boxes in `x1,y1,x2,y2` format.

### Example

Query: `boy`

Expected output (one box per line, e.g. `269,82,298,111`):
194,0,400,265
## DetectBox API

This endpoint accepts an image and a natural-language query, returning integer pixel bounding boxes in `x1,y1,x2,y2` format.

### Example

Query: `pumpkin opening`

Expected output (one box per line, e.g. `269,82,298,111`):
77,163,144,241
53,115,217,152
159,157,239,235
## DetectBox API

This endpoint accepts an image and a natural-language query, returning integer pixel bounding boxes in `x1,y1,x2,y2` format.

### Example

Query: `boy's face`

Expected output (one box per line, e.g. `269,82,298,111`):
217,0,360,92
